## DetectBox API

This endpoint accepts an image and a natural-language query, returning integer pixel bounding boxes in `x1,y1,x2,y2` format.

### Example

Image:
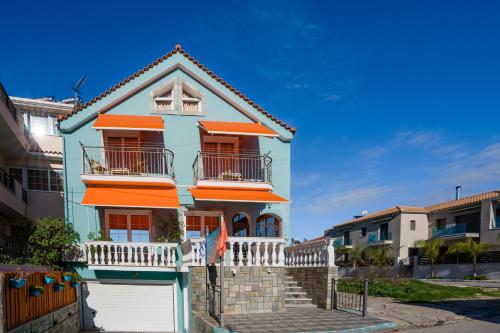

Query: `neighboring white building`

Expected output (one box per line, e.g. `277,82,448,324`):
0,83,73,237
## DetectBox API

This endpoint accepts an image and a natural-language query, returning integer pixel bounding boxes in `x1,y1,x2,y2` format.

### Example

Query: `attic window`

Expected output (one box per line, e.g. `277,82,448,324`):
153,89,174,112
181,84,202,113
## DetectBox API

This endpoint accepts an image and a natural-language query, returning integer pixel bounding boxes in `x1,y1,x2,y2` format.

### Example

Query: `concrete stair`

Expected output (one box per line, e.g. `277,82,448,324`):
284,276,315,308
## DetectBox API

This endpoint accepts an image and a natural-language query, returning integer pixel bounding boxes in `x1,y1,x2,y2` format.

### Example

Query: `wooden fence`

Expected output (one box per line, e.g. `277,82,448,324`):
3,271,77,330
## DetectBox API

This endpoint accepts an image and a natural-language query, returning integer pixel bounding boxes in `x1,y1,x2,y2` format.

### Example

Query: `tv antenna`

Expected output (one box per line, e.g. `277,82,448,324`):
72,75,87,104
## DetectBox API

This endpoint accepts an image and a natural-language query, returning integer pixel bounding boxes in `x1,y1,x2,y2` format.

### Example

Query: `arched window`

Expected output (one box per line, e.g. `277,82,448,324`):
232,213,249,237
256,214,282,237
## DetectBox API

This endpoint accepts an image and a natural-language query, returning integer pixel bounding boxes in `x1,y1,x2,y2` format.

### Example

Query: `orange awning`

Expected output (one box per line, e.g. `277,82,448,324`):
92,114,164,131
189,187,289,203
82,186,179,208
199,121,278,137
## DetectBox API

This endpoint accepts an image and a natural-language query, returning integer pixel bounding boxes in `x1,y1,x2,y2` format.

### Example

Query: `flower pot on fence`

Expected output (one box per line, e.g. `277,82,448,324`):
54,283,65,292
44,275,56,285
63,274,73,282
29,285,44,297
70,281,80,288
9,278,27,289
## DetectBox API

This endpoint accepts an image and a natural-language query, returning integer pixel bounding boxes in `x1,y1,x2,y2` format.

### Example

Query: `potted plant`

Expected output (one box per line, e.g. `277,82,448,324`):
63,272,73,282
29,285,44,297
44,273,57,285
66,272,82,287
54,282,65,292
9,266,28,289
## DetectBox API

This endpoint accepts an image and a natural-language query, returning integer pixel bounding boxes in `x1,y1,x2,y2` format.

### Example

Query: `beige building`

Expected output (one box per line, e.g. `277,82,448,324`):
0,83,73,237
324,190,500,263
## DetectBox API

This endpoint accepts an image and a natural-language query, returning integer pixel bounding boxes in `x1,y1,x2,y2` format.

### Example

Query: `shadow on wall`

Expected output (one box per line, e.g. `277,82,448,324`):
80,282,99,331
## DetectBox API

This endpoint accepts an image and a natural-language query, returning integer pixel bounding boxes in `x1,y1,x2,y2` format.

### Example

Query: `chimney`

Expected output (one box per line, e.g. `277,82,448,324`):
455,186,461,200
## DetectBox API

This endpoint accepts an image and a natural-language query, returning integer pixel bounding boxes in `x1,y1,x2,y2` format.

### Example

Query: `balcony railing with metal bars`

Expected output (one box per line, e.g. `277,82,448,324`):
333,238,352,247
367,232,392,244
192,151,272,183
0,168,15,193
81,144,175,178
0,82,18,122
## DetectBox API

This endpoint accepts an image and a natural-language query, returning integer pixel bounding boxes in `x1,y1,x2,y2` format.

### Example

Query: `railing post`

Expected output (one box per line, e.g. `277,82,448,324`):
362,278,368,317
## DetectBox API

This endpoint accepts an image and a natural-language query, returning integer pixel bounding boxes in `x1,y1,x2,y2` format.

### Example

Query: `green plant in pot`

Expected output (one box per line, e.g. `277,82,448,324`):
29,285,44,297
54,282,65,292
67,272,82,288
44,273,57,285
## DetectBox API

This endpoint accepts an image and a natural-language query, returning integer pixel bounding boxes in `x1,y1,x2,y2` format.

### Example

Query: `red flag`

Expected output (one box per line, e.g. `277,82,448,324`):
216,217,228,257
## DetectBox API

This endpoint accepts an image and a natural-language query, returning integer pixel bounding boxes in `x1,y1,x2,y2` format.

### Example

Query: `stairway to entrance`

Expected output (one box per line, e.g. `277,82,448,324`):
284,275,315,308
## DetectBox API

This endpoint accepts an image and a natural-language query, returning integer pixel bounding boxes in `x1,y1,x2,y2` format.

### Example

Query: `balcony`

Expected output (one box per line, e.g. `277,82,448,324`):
0,168,27,218
81,144,175,185
333,238,353,248
192,151,272,185
84,241,179,271
367,232,393,245
432,223,480,239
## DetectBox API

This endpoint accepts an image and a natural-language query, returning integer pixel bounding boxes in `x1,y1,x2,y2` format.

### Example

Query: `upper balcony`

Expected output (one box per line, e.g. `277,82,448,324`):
0,167,27,218
432,223,480,240
367,232,393,246
81,144,175,186
192,150,272,186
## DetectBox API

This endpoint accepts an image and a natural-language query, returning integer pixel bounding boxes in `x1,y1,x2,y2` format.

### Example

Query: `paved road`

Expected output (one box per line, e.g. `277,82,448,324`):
398,317,500,333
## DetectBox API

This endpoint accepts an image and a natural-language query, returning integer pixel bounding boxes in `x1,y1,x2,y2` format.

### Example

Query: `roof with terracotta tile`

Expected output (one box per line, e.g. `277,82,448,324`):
425,191,500,213
60,45,295,134
335,205,428,228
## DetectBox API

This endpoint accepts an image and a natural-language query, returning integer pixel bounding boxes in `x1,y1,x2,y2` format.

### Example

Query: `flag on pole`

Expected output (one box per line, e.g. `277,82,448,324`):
216,217,228,257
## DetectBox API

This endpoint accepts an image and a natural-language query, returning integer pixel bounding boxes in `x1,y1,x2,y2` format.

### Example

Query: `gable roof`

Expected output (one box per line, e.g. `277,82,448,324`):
425,190,500,213
335,205,427,228
60,45,295,134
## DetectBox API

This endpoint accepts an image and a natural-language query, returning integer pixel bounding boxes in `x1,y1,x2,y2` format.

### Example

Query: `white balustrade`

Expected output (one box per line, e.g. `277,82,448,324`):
226,237,286,267
85,241,178,268
284,237,336,268
181,238,206,266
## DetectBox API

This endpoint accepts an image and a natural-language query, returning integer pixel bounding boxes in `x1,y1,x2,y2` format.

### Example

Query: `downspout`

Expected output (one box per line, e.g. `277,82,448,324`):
62,134,70,224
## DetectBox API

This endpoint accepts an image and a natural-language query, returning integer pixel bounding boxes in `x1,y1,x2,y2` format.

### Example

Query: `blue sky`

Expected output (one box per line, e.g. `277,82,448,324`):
1,1,499,240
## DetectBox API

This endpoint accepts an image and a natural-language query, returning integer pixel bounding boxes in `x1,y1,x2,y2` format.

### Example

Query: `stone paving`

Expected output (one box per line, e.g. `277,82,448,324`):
222,308,396,333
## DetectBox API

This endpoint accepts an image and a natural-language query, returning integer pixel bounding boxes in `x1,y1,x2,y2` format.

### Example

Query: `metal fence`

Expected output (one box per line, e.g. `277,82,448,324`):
206,265,224,327
0,167,15,193
418,250,500,265
0,238,28,259
81,144,175,178
331,278,368,316
193,151,272,183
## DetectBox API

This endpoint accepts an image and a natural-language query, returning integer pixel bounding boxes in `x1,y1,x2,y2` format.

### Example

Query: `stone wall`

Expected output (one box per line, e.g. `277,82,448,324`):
191,266,286,314
6,303,79,333
286,267,338,309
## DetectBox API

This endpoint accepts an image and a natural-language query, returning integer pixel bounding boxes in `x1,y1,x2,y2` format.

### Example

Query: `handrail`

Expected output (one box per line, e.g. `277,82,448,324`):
193,150,272,183
81,144,175,178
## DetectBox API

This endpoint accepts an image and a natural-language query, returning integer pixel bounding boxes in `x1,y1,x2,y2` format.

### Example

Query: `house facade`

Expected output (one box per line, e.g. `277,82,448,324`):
324,190,500,264
59,45,293,332
0,83,72,242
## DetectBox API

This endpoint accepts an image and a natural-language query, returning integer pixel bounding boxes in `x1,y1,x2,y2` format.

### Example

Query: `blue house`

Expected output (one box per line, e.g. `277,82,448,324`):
59,45,294,332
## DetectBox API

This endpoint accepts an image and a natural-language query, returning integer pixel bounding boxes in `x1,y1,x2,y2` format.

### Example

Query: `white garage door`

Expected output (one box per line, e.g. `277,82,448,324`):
82,281,176,332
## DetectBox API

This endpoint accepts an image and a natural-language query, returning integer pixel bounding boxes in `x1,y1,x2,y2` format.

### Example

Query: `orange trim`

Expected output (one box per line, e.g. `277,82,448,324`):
83,179,176,188
82,186,180,208
189,187,289,203
199,121,278,137
92,114,164,131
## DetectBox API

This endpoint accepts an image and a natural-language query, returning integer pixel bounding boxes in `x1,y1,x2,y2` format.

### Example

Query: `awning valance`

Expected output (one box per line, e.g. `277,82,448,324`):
188,187,289,203
92,114,164,131
82,186,179,208
199,121,278,137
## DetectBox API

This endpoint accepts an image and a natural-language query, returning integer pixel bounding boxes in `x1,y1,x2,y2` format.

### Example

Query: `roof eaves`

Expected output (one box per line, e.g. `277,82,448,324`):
60,45,296,134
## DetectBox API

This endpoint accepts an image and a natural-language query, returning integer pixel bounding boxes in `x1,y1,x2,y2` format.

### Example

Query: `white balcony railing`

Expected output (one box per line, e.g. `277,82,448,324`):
192,151,272,183
182,237,287,267
84,241,178,268
81,144,175,178
227,237,286,267
284,237,336,267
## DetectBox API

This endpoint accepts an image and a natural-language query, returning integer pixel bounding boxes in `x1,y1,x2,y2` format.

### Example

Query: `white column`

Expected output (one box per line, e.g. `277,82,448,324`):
228,241,235,267
238,242,244,267
327,239,336,267
278,243,285,266
255,241,261,266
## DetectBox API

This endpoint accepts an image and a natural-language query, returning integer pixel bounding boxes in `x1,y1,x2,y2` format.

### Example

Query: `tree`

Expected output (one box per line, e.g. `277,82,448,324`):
414,239,442,279
28,217,82,270
446,238,490,279
366,245,393,267
337,244,365,269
